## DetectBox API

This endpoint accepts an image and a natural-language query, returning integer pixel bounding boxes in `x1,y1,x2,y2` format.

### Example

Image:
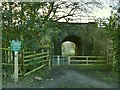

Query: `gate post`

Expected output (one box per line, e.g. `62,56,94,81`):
8,47,11,63
57,56,60,66
68,56,70,65
48,49,51,68
87,56,88,65
14,51,19,83
21,50,24,76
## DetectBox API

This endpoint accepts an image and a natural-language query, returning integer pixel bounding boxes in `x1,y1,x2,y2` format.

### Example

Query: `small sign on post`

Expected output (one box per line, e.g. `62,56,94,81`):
11,40,21,52
10,40,21,83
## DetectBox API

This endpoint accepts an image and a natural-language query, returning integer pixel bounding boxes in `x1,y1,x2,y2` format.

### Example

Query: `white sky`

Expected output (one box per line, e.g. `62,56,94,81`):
93,0,119,19
58,0,119,21
93,8,112,18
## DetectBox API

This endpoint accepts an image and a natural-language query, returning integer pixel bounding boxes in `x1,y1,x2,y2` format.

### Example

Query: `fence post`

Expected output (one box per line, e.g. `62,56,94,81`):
5,49,7,63
8,47,11,63
21,50,24,76
11,51,13,63
57,56,60,66
14,51,19,83
48,49,51,69
87,56,88,65
42,49,44,65
68,56,70,65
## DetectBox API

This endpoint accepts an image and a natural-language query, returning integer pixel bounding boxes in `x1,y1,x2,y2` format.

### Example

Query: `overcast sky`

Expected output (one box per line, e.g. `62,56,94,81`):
55,0,119,23
59,0,119,18
93,0,119,18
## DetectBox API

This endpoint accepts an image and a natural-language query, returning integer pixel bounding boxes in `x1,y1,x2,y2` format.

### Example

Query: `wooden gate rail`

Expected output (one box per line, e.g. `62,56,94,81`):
1,47,13,63
22,49,50,76
1,47,51,78
1,47,14,78
52,55,111,69
68,56,110,66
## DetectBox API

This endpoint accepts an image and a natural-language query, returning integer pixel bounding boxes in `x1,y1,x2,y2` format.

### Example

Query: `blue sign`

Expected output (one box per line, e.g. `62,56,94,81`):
11,40,21,51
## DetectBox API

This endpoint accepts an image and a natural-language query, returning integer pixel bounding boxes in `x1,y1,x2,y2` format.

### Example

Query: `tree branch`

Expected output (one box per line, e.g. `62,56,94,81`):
55,14,73,21
44,2,54,21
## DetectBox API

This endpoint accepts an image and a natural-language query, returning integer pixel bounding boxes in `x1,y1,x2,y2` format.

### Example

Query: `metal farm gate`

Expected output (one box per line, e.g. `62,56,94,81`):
52,55,68,66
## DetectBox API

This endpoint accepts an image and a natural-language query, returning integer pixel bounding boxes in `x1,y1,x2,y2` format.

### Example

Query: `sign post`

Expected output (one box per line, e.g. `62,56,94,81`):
10,40,21,84
14,51,19,83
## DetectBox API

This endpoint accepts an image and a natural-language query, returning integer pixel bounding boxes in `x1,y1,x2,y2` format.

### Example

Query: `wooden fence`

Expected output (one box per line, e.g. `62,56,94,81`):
2,47,14,78
1,46,51,78
68,56,111,68
52,55,111,69
22,48,50,77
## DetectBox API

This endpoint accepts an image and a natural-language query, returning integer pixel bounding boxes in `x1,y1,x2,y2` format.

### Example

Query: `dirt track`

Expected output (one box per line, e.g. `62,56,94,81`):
3,67,118,88
38,69,118,88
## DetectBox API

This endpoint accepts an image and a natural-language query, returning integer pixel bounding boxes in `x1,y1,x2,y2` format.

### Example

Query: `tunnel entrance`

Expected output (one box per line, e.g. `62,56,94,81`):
62,41,76,56
61,35,82,56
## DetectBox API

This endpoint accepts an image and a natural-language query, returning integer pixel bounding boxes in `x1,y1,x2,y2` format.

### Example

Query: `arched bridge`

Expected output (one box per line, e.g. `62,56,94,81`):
51,22,111,68
52,22,97,56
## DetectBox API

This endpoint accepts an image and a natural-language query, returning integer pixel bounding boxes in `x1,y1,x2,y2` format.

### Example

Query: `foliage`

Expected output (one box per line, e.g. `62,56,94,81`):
2,2,42,50
101,11,119,72
2,1,103,50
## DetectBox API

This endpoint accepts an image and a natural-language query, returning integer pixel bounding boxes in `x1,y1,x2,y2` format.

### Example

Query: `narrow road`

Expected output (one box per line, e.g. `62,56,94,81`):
3,67,118,88
39,69,118,88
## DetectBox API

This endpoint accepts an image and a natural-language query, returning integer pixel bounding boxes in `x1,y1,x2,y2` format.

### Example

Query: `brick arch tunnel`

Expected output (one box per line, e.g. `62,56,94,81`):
52,22,100,56
53,34,83,56
62,35,82,56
